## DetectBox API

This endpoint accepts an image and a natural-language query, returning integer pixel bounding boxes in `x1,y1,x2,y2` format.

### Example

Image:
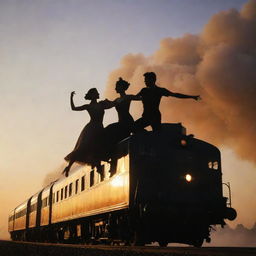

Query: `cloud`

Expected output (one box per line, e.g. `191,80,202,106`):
104,0,256,164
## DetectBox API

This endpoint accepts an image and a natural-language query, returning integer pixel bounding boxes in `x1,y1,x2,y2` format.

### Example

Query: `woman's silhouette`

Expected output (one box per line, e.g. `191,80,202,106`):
63,88,113,177
103,78,140,161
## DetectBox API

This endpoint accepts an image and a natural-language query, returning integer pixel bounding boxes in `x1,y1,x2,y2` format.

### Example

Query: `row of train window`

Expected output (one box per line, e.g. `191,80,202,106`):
53,175,86,203
53,168,101,204
208,161,219,170
12,199,50,220
14,202,38,220
11,169,104,220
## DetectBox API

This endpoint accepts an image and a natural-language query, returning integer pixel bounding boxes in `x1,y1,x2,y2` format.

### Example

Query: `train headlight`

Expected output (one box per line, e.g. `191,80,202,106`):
185,174,192,182
181,139,187,146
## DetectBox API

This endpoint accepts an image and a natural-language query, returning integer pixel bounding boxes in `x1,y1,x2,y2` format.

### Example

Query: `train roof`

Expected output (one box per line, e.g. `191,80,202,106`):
120,122,220,154
15,200,28,212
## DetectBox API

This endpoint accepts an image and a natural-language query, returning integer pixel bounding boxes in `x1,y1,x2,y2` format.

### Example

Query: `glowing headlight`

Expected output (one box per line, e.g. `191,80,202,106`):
181,139,187,146
185,174,192,182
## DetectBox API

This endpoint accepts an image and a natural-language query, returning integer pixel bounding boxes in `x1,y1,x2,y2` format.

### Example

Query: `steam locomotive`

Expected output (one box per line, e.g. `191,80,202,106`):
8,123,237,247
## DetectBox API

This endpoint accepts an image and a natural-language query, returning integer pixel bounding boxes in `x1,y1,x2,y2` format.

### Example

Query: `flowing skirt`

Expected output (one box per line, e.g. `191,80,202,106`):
102,119,133,160
65,122,104,166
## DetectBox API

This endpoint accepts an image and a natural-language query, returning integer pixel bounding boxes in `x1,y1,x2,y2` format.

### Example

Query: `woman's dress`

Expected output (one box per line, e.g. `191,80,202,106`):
103,95,134,159
65,102,106,166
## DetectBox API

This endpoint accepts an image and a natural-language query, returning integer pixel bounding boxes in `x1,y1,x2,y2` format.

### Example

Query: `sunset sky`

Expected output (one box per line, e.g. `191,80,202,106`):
0,0,255,240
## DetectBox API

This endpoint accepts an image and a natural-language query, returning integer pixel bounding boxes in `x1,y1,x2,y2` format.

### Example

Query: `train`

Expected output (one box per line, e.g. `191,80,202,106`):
8,123,237,247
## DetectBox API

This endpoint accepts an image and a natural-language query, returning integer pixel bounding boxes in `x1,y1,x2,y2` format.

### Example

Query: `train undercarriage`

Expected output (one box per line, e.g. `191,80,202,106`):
11,207,216,247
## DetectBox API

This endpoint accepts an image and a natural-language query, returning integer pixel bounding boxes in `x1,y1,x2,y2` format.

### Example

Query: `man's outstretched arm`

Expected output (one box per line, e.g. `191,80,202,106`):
167,90,201,101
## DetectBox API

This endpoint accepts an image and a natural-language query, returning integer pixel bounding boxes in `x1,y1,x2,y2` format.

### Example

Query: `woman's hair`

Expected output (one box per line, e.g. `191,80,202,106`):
85,88,99,100
116,77,130,91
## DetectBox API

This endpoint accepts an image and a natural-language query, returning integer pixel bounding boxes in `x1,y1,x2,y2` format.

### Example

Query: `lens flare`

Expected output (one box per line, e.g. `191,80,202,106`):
185,174,192,182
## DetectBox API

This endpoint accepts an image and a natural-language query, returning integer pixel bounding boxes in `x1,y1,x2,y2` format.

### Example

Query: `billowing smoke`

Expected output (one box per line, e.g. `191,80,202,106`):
104,0,256,164
210,223,256,247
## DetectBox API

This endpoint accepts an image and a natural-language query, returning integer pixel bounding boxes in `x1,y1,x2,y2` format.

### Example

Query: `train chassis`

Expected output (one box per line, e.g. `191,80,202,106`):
11,208,211,247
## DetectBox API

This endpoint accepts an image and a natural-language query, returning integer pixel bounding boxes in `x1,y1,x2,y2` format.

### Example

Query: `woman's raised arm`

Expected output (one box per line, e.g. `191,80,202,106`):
70,91,89,111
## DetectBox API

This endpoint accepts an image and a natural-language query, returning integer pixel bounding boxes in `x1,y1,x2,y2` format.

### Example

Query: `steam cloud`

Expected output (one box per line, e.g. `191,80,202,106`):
210,223,256,247
104,0,256,164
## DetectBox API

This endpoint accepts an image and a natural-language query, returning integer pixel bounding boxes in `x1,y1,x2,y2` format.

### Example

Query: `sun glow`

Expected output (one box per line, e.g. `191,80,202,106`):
110,175,124,187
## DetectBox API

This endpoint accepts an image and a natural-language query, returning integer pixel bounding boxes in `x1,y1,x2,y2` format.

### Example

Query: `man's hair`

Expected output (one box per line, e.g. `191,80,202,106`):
143,72,156,82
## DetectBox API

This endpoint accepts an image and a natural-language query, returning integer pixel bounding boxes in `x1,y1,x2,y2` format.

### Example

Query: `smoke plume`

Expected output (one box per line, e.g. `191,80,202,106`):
210,223,256,247
104,0,256,164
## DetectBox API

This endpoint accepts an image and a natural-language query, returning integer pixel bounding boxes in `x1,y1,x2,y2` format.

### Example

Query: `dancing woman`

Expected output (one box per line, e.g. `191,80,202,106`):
103,78,141,162
63,88,113,177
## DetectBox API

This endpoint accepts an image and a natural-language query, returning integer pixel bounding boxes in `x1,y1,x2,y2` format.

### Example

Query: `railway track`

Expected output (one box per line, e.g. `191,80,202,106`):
0,240,255,256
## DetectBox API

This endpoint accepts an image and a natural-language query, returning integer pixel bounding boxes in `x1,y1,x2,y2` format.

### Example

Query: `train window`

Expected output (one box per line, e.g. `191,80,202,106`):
213,161,219,170
69,183,73,197
30,203,37,212
65,186,68,198
61,188,64,200
75,179,79,194
57,191,59,202
90,170,94,187
81,176,85,191
208,161,219,170
100,165,105,181
42,198,47,208
16,208,27,219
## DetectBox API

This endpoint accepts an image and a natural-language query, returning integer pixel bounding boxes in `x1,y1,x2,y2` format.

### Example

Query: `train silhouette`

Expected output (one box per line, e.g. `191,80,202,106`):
8,123,237,247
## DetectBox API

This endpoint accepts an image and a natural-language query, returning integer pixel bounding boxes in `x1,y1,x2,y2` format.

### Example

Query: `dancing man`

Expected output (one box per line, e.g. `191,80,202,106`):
133,72,200,132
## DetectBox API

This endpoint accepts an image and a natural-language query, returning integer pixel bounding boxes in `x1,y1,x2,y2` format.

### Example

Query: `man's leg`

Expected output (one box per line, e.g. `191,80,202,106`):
151,114,162,132
132,117,150,133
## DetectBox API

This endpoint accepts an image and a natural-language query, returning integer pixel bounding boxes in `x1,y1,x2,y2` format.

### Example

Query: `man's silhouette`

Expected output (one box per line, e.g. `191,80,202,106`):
133,72,200,132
